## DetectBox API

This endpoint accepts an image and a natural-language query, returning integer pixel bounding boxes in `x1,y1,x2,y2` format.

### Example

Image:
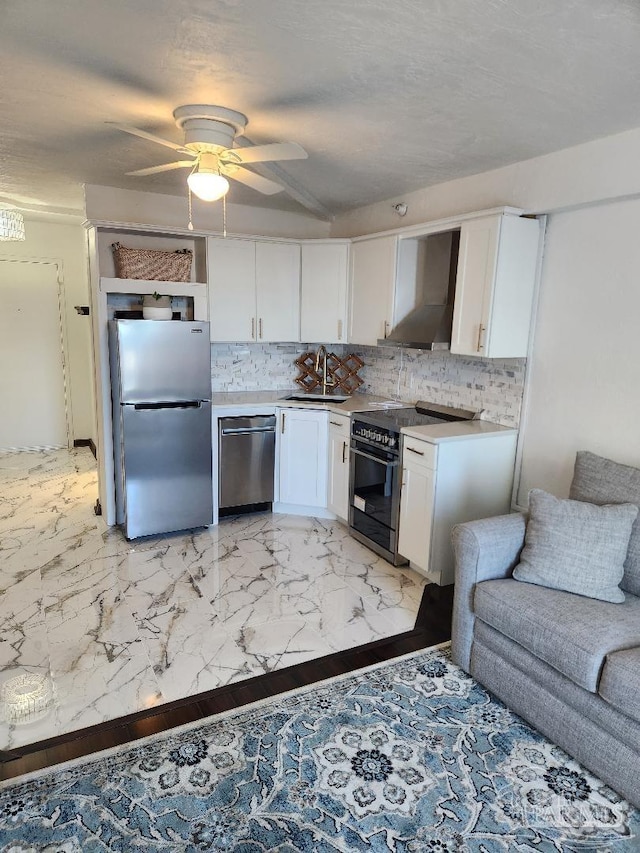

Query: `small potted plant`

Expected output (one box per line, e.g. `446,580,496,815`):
142,291,173,320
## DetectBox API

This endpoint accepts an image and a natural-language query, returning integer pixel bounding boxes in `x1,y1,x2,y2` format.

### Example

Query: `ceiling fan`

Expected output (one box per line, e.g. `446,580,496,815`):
108,104,308,202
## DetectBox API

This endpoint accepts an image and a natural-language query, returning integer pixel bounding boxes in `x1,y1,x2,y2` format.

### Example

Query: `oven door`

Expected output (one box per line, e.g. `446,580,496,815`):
349,438,401,560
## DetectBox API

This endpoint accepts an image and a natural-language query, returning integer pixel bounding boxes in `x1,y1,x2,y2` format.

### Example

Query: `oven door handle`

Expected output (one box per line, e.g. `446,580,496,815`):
351,446,398,466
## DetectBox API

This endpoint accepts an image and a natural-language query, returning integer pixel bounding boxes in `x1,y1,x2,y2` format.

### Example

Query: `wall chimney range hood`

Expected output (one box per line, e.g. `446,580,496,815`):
377,302,453,350
378,229,460,351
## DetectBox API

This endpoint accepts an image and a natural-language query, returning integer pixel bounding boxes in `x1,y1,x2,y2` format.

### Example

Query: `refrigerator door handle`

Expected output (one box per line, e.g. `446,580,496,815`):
132,401,203,411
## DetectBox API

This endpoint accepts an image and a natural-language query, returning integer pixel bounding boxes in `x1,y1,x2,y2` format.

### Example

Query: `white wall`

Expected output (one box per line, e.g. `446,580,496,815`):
0,217,94,440
84,185,332,240
516,198,640,502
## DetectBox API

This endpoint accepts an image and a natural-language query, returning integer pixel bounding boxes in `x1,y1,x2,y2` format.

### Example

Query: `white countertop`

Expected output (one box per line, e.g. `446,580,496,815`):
210,391,518,438
401,419,517,443
210,390,396,415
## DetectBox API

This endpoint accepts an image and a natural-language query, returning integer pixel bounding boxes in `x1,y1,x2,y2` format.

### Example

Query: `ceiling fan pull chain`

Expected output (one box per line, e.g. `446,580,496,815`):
187,187,194,231
222,193,227,238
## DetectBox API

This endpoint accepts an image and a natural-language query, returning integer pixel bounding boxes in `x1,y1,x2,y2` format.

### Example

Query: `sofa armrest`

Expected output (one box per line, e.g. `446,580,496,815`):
451,512,527,672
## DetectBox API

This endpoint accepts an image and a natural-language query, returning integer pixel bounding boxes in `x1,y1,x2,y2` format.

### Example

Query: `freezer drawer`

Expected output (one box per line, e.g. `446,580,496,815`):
119,400,213,539
112,320,211,403
219,416,275,509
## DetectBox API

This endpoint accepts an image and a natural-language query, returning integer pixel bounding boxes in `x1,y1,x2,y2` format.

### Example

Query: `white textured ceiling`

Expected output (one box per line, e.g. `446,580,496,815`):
2,0,640,219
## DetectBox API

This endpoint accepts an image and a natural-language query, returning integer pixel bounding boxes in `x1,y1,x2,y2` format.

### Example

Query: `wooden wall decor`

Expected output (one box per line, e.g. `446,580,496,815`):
294,352,365,395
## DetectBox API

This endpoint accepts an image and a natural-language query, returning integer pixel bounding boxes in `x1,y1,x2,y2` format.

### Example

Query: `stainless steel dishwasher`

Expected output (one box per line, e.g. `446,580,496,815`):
218,415,276,512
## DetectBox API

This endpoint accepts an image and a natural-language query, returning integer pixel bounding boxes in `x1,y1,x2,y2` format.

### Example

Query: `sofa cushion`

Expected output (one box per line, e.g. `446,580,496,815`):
474,577,640,691
599,647,640,725
513,489,637,603
570,450,640,596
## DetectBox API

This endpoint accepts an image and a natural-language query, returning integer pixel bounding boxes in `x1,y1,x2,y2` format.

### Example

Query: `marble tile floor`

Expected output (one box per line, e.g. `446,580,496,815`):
0,448,428,750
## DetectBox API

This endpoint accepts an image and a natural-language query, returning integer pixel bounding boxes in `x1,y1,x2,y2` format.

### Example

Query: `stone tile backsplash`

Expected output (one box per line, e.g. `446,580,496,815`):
210,343,341,393
353,346,526,427
211,342,526,427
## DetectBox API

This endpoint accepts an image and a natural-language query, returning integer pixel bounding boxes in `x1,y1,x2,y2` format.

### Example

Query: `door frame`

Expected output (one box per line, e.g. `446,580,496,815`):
0,256,74,450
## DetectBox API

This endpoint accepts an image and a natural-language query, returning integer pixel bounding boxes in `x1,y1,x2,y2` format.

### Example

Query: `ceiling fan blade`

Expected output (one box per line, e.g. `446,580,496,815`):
227,166,284,195
106,122,194,155
226,142,308,164
125,161,194,177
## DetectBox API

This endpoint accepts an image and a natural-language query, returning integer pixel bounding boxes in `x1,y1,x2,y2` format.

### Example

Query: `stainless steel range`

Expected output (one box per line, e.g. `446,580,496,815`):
349,401,476,565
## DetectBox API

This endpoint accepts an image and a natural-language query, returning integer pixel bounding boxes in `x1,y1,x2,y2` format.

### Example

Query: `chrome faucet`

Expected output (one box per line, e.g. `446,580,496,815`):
314,345,336,396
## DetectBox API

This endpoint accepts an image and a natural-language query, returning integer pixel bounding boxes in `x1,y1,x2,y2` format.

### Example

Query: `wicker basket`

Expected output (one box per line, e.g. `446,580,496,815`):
112,243,193,282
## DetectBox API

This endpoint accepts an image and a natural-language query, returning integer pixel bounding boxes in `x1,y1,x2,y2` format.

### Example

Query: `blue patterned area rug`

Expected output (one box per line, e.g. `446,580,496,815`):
1,645,639,852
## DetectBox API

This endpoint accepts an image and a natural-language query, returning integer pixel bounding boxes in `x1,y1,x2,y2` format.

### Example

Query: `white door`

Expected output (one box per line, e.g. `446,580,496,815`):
348,236,397,345
450,215,500,357
0,259,69,450
398,460,435,571
208,237,257,342
256,242,300,342
300,243,349,343
327,422,350,521
278,408,328,507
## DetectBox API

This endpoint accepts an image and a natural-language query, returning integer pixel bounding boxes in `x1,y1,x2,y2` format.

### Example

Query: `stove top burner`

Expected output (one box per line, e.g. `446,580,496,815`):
357,407,449,431
354,401,477,432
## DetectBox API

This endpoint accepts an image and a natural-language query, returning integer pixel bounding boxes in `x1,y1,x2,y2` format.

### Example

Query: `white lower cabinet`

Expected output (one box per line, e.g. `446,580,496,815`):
277,408,328,509
327,413,350,521
398,430,517,584
398,443,436,570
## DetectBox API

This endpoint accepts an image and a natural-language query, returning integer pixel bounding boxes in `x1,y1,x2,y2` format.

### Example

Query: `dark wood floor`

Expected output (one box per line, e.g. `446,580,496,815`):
0,583,454,782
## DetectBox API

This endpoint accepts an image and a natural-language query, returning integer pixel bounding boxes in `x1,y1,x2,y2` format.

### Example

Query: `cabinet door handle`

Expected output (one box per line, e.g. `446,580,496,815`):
281,412,285,433
477,324,486,351
251,317,255,340
329,420,341,427
342,441,346,464
337,319,343,340
384,320,389,338
407,446,424,456
259,318,263,339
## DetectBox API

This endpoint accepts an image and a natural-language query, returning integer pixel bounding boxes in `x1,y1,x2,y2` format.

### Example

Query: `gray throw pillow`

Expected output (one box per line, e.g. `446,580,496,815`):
570,450,640,596
513,489,638,603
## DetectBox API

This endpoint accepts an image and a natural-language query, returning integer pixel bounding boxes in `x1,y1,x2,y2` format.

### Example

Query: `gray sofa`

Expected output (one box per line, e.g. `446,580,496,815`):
451,451,640,809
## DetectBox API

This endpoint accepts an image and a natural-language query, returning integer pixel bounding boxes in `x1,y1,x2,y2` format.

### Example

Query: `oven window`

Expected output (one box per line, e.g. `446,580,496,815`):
351,445,396,530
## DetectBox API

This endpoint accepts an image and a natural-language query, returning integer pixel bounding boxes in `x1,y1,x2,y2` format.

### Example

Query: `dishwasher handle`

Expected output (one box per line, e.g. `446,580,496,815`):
219,415,277,436
221,425,275,435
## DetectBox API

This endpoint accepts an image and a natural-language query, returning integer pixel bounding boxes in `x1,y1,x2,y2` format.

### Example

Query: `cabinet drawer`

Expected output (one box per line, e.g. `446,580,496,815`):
402,436,436,469
328,414,350,437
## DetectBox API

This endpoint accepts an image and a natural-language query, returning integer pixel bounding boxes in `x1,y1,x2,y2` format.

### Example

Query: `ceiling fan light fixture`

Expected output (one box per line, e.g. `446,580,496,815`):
187,170,230,202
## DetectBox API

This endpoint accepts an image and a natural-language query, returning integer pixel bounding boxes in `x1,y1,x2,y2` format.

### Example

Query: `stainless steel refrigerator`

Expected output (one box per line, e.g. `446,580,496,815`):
109,319,213,539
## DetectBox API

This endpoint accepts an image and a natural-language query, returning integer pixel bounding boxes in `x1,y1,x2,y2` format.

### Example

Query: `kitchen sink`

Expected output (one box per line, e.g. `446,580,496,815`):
280,393,350,403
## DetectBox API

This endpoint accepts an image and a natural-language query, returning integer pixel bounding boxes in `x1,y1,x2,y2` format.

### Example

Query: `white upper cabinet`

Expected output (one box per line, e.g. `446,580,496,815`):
300,242,349,343
208,238,300,343
348,235,398,346
208,237,256,342
256,241,300,343
450,214,540,358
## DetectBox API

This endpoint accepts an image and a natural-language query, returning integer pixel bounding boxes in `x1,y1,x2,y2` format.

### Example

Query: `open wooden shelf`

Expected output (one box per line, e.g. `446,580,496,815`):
99,277,207,296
